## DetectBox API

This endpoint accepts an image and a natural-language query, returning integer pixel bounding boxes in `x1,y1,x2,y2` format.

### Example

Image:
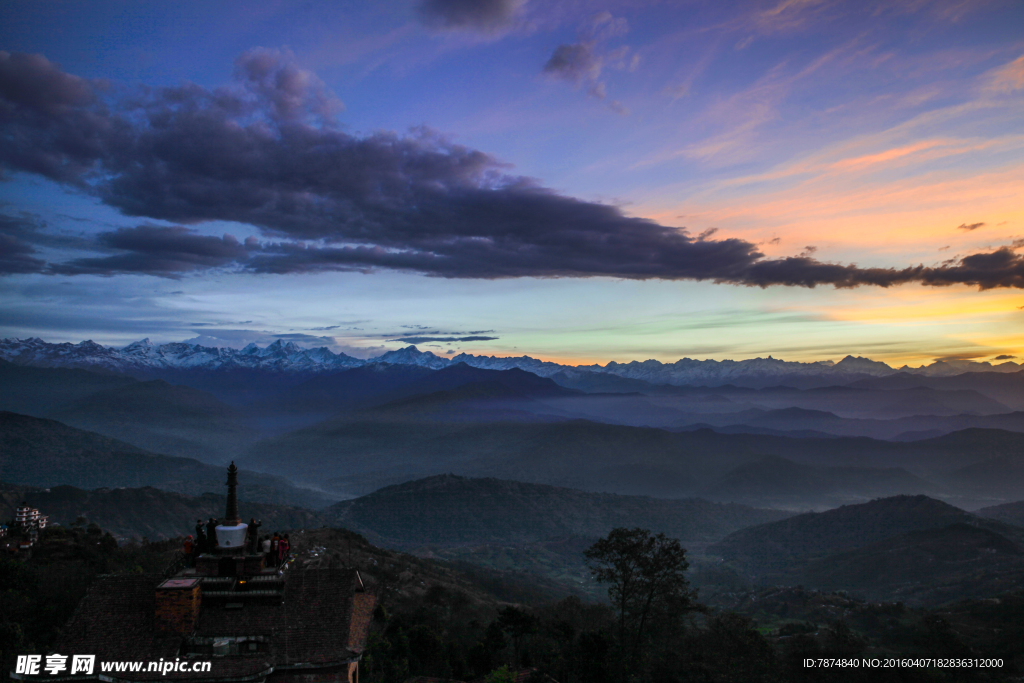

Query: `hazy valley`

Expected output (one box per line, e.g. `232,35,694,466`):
6,338,1024,679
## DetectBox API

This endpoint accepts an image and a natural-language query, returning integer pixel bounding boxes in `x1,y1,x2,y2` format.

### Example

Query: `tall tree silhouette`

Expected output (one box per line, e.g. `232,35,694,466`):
585,527,694,678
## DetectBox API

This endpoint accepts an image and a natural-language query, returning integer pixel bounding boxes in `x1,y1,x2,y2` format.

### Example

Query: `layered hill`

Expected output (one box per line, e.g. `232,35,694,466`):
0,358,134,414
1,363,262,461
241,393,1024,506
975,499,1024,527
327,474,793,548
361,380,574,423
700,456,942,508
246,362,582,432
49,380,259,463
0,412,332,508
251,363,435,425
546,384,1010,428
241,417,767,498
853,371,1024,411
674,407,1024,441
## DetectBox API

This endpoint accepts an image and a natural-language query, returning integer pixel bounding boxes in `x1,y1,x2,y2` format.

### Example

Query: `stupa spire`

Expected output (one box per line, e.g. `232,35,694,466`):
225,462,240,526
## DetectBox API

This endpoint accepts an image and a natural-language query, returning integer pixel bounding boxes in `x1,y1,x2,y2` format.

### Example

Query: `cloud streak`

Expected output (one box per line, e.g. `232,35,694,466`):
387,335,499,343
417,0,524,34
0,213,48,274
50,225,255,278
3,50,1024,290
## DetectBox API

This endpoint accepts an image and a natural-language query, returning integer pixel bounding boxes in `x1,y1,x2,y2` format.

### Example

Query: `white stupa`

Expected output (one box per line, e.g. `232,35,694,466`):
214,462,248,551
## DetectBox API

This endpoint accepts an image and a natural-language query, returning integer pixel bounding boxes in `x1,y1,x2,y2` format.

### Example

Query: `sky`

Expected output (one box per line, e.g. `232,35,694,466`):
0,0,1022,365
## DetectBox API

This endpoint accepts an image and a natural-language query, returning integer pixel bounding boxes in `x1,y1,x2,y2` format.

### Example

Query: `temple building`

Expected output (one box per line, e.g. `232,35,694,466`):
11,463,376,683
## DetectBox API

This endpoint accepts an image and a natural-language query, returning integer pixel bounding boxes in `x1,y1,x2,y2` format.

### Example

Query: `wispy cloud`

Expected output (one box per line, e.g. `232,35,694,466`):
387,335,499,343
542,11,634,114
984,54,1024,93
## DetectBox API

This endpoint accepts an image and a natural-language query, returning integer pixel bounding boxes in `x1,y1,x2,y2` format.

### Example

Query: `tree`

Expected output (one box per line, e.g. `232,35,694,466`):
483,665,515,683
584,528,694,675
497,606,538,669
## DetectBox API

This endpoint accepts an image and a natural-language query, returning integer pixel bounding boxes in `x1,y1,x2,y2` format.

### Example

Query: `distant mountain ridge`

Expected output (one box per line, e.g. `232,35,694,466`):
327,474,793,547
3,337,1021,387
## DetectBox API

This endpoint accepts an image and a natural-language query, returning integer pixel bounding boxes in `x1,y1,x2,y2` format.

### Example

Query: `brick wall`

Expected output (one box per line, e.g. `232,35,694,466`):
155,580,201,635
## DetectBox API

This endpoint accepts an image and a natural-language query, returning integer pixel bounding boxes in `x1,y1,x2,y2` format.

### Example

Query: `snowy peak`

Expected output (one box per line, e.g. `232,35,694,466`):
377,346,451,369
0,337,363,374
122,338,153,351
0,337,1019,385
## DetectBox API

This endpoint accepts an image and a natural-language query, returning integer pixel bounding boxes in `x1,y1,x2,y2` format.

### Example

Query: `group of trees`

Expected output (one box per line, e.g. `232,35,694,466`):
362,527,781,683
362,527,1019,683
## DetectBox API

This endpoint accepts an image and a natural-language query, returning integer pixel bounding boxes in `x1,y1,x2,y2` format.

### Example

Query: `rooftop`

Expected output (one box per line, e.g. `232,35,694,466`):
16,568,375,682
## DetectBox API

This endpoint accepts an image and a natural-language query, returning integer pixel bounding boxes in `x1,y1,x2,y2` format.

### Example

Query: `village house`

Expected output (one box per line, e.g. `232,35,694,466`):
15,502,48,531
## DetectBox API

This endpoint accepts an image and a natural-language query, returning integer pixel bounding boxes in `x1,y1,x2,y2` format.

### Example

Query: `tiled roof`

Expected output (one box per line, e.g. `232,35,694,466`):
347,593,376,652
404,668,558,683
48,574,271,681
277,568,368,665
19,569,375,682
56,574,179,663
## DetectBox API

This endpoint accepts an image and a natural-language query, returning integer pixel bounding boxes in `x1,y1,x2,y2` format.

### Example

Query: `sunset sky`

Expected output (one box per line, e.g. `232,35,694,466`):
1,0,1022,365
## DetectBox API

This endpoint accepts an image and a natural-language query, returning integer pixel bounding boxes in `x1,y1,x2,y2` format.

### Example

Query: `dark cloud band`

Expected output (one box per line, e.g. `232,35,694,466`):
49,225,254,277
2,50,1024,289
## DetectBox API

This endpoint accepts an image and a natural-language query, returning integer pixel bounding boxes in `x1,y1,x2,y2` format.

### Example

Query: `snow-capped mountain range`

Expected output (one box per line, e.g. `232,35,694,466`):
0,337,1019,385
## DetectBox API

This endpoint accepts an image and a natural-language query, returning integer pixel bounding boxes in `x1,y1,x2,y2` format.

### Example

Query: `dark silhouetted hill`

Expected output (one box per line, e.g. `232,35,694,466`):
795,522,1024,604
327,474,792,547
708,495,1014,578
